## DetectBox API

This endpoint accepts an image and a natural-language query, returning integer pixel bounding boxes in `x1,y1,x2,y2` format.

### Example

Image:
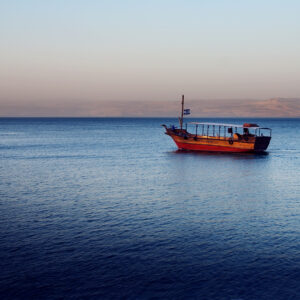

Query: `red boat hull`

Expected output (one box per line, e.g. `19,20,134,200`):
162,126,271,153
175,141,252,152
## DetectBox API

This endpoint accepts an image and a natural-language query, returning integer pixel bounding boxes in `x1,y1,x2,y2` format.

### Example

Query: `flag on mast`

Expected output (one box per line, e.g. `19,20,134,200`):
183,108,191,115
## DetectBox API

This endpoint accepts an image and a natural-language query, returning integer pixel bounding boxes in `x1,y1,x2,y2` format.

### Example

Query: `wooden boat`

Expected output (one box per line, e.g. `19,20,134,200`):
162,95,272,153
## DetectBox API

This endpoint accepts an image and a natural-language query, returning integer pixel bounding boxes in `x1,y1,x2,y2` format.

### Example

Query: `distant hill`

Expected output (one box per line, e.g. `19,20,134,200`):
87,97,300,117
0,98,299,117
183,98,300,117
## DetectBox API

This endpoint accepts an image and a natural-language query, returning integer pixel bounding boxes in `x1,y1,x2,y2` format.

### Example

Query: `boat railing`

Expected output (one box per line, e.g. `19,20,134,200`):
183,122,271,141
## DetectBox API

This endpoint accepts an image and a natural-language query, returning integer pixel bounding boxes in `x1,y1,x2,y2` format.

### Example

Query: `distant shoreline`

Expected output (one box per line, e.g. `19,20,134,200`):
1,98,299,118
1,116,299,119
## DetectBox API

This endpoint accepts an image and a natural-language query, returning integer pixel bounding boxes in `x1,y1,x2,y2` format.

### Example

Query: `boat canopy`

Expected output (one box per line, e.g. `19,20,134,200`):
188,122,262,129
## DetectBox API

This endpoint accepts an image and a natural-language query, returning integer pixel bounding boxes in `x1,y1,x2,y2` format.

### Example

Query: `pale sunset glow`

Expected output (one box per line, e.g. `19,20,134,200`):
1,0,300,116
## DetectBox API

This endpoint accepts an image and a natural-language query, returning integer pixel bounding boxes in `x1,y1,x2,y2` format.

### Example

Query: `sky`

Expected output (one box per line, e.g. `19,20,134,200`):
1,0,300,116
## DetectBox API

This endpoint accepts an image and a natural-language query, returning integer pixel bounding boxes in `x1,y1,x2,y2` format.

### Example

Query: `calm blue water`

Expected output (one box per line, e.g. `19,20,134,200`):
0,118,300,299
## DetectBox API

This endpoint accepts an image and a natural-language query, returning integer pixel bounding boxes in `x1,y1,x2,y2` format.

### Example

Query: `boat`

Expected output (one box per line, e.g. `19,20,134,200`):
162,95,272,153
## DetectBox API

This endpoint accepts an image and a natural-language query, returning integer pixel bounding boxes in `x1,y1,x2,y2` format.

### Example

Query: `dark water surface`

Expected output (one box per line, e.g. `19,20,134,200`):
1,118,300,299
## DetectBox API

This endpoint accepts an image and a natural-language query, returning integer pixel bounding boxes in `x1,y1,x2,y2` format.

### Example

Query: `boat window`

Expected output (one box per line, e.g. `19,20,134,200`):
259,128,272,137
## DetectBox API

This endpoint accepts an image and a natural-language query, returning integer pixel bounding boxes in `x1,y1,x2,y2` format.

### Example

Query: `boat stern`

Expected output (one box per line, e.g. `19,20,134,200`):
254,136,271,152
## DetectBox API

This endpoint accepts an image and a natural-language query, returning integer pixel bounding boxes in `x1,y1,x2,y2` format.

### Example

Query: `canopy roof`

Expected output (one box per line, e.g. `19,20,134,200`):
188,122,262,129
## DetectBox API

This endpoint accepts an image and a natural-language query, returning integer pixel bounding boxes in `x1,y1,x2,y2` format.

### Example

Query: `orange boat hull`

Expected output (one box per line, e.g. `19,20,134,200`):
174,141,252,152
165,129,271,153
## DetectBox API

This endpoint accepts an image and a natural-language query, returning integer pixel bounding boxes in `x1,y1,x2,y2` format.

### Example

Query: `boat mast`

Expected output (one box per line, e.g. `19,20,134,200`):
180,94,184,130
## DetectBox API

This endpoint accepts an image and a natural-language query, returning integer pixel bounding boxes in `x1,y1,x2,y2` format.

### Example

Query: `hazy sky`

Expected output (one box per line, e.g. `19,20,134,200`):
1,0,300,115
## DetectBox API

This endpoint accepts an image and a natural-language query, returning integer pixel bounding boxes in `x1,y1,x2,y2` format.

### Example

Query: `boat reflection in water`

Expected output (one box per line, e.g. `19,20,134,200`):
162,95,272,153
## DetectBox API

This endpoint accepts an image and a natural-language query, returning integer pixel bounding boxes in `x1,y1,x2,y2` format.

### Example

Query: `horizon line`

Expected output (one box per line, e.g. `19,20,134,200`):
1,116,300,119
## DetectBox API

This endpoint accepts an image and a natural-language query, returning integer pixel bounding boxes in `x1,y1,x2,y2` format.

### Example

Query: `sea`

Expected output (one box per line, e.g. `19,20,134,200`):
0,117,300,299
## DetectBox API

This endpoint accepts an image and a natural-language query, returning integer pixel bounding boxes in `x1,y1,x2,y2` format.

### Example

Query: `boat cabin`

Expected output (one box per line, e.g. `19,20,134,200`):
185,122,272,141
